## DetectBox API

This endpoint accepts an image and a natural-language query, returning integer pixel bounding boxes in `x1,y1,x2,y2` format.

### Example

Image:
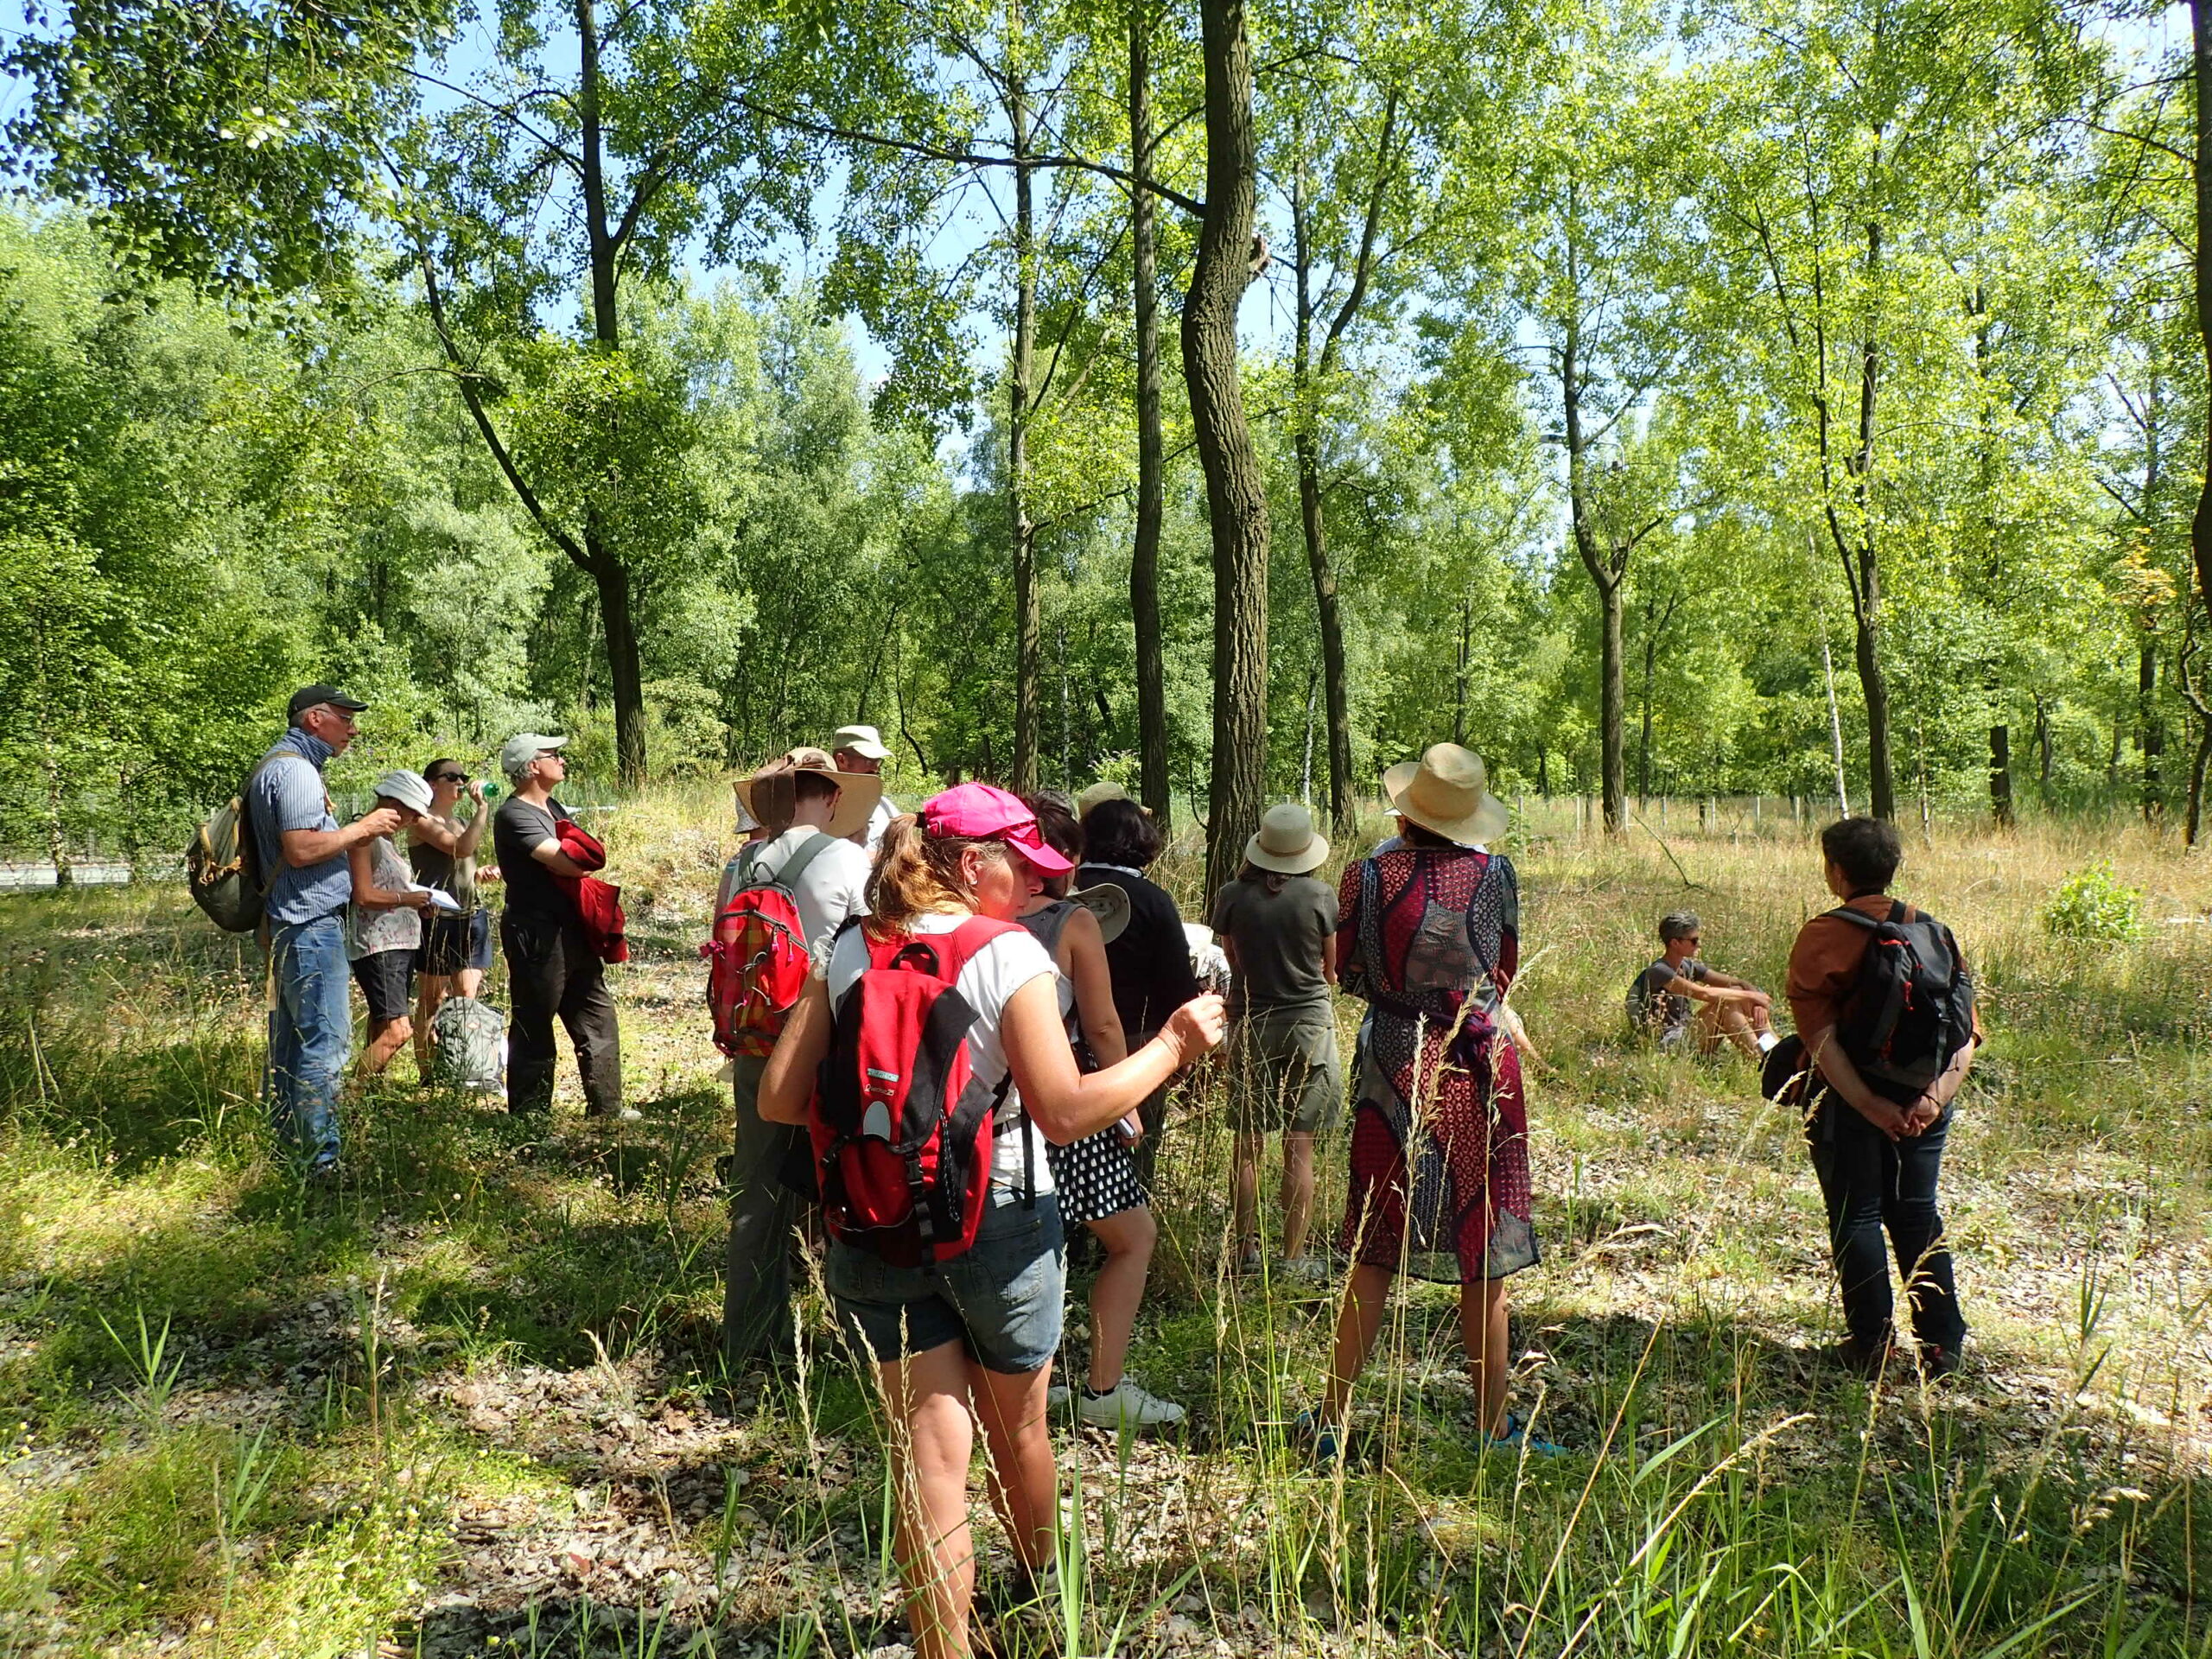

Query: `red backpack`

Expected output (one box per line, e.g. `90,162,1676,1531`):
702,833,838,1058
810,916,1032,1268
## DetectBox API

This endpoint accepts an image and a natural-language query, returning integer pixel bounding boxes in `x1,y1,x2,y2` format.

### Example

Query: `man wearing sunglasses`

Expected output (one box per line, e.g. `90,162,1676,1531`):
245,684,407,1178
1627,910,1777,1061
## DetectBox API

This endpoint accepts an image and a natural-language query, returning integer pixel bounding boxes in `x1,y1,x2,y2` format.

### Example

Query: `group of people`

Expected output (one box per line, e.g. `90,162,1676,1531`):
244,686,1978,1659
249,678,906,1177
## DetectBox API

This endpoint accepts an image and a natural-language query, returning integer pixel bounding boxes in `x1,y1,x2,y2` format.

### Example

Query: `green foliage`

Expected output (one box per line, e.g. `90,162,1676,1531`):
2042,861,2145,944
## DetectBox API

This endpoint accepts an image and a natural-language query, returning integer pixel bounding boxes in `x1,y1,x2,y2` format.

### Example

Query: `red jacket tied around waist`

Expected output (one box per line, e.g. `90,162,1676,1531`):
553,820,629,964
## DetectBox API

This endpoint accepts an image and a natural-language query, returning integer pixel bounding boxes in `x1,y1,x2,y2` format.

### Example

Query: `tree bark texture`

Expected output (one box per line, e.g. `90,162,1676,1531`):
1129,7,1171,827
1988,723,2013,828
1009,52,1041,798
2140,639,2164,818
1185,0,1270,899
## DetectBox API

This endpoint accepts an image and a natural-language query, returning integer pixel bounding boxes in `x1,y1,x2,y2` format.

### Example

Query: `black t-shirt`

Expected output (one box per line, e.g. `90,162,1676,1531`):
1627,956,1709,1034
493,794,576,924
1077,864,1201,1036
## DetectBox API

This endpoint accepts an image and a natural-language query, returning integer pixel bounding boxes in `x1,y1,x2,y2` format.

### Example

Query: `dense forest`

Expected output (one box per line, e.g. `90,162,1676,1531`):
0,0,2203,885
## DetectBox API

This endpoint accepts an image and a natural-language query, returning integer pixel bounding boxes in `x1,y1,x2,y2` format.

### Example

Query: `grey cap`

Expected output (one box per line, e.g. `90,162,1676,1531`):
500,733,569,779
371,769,435,816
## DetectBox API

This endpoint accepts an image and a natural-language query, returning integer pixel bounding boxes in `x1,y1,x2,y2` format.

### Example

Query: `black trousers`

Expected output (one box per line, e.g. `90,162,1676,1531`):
501,912,623,1116
1806,1100,1966,1351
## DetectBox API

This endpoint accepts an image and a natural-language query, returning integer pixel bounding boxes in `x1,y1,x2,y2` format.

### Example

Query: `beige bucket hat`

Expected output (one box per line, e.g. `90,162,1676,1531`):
1075,779,1129,817
1068,882,1133,944
734,747,882,840
1244,802,1331,875
1382,743,1510,846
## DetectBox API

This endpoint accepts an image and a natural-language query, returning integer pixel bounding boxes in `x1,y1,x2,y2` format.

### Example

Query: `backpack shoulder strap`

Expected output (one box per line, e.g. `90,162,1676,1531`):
939,915,1021,982
1825,903,1881,931
778,830,838,889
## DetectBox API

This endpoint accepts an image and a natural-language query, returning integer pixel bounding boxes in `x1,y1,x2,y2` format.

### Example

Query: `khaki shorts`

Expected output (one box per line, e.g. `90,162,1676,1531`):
1228,1007,1344,1135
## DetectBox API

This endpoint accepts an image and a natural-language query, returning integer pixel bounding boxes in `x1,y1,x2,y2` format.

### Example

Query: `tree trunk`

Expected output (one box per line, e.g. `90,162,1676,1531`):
1129,6,1171,827
1835,217,1895,821
2191,0,2212,616
1989,722,2013,828
576,0,645,784
2140,637,2164,819
1009,51,1041,797
1185,0,1270,899
1560,289,1626,836
1294,432,1353,838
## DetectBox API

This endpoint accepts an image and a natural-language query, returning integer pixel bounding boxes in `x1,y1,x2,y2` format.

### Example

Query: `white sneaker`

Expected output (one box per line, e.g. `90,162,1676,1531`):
1077,1380,1186,1429
1046,1383,1072,1410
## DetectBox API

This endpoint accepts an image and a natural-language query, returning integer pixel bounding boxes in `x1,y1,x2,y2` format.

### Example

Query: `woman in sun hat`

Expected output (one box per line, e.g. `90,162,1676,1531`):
347,768,440,1079
756,784,1224,1659
1211,803,1340,1281
1303,744,1554,1464
1017,792,1185,1432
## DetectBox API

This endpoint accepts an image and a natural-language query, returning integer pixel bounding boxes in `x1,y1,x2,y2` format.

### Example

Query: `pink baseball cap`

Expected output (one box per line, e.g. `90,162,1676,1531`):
921,783,1075,875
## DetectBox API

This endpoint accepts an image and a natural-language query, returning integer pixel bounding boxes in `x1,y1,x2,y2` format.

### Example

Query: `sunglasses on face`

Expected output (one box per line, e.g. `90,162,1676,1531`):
429,772,467,785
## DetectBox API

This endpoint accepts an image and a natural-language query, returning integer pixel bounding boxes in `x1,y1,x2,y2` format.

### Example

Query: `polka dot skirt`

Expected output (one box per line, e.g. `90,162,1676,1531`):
1046,1128,1147,1227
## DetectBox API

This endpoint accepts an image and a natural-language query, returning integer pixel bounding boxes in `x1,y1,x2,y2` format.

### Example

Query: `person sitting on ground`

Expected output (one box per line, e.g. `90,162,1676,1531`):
1627,911,1777,1061
718,747,879,1376
410,759,494,1074
493,734,629,1120
1211,803,1340,1283
346,769,440,1079
246,684,407,1179
1779,817,1978,1381
1310,743,1554,1465
1077,797,1203,1193
1018,792,1185,1430
830,724,899,854
756,786,1224,1659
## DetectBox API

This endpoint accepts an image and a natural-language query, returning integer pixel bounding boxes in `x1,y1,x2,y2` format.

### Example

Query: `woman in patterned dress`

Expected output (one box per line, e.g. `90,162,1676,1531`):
1019,794,1185,1430
1306,744,1552,1461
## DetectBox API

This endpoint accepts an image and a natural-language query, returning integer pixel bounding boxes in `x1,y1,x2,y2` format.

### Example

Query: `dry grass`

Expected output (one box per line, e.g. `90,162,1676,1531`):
0,794,2206,1656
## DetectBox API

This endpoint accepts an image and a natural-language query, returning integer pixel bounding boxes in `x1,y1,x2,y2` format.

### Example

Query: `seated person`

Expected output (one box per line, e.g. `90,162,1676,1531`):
1627,911,1777,1060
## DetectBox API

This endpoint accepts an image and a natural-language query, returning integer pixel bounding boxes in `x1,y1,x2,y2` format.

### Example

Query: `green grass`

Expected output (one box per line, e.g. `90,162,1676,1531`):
0,801,2208,1656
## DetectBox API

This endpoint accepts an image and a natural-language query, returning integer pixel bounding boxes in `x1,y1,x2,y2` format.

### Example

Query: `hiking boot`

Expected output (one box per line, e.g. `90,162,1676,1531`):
1077,1379,1185,1429
1822,1334,1902,1380
1916,1341,1964,1382
1230,1246,1263,1277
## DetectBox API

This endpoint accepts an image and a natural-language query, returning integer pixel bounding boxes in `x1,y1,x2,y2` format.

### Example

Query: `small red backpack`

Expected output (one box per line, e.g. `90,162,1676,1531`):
810,916,1032,1267
702,833,837,1058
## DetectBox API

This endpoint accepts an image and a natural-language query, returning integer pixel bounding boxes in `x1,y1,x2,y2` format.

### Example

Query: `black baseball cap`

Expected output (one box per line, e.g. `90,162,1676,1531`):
288,683,370,720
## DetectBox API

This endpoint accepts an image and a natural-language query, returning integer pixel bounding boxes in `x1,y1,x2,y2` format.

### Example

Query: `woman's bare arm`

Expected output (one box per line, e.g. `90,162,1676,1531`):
759,976,834,1125
1002,976,1224,1144
1322,928,1338,986
1060,906,1129,1067
349,842,425,912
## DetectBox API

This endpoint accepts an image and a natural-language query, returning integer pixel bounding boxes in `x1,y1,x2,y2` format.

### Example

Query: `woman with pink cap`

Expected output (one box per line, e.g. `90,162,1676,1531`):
758,784,1224,1659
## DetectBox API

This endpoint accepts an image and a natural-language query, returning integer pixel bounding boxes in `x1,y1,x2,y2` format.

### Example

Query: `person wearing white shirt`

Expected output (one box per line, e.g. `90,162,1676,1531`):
721,747,882,1375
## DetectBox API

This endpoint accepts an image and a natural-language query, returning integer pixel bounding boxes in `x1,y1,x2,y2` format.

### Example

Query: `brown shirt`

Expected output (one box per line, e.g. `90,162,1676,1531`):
1786,893,1983,1048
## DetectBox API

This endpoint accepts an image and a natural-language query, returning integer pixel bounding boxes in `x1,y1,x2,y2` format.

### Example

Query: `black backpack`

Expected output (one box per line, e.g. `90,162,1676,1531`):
1827,901,1974,1095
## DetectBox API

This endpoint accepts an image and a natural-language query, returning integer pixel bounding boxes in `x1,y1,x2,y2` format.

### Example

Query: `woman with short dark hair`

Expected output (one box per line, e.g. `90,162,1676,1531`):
1077,798,1200,1189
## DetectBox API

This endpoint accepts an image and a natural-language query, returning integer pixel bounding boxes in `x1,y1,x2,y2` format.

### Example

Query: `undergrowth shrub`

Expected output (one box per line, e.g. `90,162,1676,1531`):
2042,861,2144,942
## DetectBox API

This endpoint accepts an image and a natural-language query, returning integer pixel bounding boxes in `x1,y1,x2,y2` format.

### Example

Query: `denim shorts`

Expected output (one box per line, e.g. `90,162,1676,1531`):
825,1188,1065,1374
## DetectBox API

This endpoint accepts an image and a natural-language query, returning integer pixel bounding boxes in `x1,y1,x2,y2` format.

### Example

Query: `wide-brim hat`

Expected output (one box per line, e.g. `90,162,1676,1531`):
1245,801,1330,874
371,768,435,816
1382,743,1510,846
830,723,891,761
736,747,882,840
1068,882,1132,944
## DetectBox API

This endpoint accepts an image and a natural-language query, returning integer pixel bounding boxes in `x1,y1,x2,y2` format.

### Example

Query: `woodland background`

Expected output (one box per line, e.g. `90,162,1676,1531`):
0,0,2205,885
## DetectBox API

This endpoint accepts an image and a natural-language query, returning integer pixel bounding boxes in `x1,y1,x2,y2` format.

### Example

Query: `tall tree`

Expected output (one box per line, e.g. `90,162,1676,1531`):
1129,0,1173,824
1187,0,1270,895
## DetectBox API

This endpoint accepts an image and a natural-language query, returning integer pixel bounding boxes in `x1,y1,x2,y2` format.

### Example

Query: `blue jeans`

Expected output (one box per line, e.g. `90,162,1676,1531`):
266,912,351,1169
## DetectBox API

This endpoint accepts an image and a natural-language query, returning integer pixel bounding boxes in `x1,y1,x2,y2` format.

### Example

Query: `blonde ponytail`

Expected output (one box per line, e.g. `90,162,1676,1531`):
865,814,1007,938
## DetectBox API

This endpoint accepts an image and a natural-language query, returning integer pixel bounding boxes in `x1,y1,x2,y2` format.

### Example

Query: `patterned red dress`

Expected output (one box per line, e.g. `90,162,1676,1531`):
1337,846,1537,1284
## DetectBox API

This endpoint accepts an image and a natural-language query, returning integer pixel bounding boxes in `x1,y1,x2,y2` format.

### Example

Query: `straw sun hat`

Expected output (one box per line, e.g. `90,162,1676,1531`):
735,747,883,840
1382,743,1510,846
1244,802,1331,875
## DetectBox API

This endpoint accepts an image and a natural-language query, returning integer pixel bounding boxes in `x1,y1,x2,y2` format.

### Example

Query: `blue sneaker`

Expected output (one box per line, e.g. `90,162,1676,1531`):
1486,1411,1563,1456
1294,1408,1343,1471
